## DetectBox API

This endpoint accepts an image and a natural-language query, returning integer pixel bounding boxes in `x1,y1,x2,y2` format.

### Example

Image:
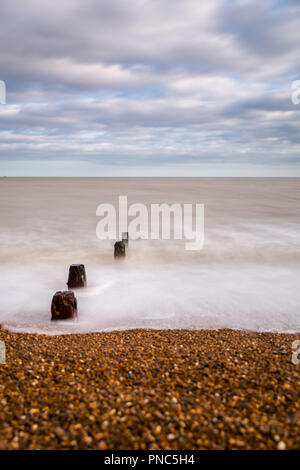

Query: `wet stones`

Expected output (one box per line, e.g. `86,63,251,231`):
0,328,299,450
51,291,77,321
114,241,126,259
67,264,87,289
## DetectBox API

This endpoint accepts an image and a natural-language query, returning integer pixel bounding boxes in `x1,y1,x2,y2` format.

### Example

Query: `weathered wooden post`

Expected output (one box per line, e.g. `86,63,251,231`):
51,291,77,321
67,264,87,289
122,232,129,246
114,241,126,258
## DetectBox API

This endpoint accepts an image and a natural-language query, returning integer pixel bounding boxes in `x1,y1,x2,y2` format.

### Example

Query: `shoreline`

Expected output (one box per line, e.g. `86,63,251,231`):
0,327,299,450
1,323,299,336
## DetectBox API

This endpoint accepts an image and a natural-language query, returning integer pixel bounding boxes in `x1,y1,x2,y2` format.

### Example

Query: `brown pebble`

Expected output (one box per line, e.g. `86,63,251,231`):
98,441,107,450
0,327,299,450
55,427,66,439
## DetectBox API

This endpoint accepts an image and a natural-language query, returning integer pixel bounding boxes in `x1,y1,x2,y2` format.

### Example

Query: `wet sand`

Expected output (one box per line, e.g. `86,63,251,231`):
0,327,299,450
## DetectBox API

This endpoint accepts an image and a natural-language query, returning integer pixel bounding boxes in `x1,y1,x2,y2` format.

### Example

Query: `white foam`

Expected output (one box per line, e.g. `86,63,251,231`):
0,177,299,335
0,258,299,335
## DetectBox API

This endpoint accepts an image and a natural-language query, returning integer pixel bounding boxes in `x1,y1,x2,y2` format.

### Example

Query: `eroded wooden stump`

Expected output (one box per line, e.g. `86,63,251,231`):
67,264,87,289
51,291,77,321
114,241,126,258
122,232,129,246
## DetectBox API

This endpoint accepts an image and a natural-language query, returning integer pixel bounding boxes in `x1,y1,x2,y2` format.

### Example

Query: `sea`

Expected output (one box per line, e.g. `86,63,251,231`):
0,177,299,335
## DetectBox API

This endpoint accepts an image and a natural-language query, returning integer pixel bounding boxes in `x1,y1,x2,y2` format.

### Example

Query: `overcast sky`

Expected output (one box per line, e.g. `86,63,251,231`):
0,0,300,176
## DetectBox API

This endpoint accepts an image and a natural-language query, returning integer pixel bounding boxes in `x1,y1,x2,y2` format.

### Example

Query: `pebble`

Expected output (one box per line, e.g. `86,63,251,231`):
0,327,299,450
277,441,286,450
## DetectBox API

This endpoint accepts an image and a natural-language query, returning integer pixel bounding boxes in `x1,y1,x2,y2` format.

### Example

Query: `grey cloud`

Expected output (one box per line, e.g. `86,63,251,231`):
0,0,299,173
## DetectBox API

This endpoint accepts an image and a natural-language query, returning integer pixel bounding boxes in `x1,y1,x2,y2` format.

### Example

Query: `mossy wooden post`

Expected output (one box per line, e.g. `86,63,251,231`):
122,231,129,246
51,291,77,321
114,241,126,258
67,264,87,289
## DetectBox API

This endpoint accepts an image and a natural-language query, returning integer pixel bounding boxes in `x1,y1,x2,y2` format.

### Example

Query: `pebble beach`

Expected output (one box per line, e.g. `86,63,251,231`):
0,327,299,450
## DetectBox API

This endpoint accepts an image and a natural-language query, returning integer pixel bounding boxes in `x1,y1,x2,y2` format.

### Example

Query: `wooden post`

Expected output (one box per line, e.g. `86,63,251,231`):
122,232,129,246
67,264,87,289
51,291,77,321
114,241,126,258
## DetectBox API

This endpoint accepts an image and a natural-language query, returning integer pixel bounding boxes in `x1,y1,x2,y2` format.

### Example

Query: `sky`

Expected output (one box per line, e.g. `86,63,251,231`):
0,0,300,176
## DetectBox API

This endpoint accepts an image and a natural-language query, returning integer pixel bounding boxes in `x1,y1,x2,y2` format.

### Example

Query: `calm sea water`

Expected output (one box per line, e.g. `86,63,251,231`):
0,177,299,334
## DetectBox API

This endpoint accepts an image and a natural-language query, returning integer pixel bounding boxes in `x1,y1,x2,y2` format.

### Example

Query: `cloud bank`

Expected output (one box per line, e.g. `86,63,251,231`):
0,0,299,175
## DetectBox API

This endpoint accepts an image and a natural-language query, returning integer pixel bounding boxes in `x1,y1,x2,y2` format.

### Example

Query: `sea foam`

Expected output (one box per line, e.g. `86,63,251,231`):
0,177,299,335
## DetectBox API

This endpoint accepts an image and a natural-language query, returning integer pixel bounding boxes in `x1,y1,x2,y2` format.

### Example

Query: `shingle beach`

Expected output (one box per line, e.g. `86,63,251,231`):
0,327,299,450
